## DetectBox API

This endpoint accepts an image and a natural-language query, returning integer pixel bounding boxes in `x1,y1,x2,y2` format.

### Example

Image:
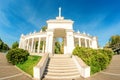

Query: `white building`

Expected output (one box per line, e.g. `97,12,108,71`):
19,7,98,55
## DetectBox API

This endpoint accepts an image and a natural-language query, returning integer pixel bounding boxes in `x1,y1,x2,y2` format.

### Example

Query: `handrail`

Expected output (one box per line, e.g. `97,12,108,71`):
75,56,88,67
33,53,49,80
72,55,90,78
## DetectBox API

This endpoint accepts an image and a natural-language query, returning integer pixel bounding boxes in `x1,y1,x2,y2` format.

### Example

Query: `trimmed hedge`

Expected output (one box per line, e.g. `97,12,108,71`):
73,46,113,74
6,48,29,65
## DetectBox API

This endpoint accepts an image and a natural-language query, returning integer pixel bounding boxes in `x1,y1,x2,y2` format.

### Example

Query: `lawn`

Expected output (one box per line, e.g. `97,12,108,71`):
16,55,41,76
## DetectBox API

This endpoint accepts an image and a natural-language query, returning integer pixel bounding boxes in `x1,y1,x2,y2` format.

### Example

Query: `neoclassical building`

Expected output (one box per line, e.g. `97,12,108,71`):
19,8,98,55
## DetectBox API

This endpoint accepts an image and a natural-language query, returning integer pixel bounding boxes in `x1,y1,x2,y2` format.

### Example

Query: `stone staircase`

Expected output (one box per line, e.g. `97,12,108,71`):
42,54,80,80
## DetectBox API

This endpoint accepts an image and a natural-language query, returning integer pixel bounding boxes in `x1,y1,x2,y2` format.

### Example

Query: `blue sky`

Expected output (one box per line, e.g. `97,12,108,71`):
0,0,120,47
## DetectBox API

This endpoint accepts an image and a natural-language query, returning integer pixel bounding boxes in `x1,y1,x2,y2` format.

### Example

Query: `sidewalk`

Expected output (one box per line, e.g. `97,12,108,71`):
0,53,33,80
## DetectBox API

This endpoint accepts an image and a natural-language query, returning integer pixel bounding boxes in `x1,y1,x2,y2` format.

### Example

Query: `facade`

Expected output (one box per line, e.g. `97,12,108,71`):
19,8,98,55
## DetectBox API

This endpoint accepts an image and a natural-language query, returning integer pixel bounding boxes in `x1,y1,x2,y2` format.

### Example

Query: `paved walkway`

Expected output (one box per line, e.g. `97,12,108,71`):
0,53,33,80
0,53,120,80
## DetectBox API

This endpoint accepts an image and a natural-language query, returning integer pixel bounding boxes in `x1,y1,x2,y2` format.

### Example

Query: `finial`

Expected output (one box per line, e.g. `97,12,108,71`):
21,34,24,36
59,7,61,17
77,30,80,33
40,29,42,32
34,30,36,33
83,32,86,34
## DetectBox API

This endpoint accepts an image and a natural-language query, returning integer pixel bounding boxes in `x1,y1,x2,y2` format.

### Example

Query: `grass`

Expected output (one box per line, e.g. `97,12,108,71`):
16,55,41,76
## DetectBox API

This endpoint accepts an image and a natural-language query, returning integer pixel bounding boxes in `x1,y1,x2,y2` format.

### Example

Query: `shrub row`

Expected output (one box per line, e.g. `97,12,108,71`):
73,46,113,74
6,48,29,65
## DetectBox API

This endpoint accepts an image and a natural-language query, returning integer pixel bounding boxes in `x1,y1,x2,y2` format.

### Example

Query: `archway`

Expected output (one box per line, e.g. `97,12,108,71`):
53,28,66,54
54,37,64,54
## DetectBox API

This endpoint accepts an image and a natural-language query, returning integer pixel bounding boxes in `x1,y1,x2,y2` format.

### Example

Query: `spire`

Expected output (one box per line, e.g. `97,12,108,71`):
59,7,61,17
56,7,64,20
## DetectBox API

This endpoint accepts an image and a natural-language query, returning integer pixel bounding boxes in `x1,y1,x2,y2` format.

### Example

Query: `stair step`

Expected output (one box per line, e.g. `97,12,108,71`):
45,68,79,73
43,54,80,80
46,66,77,70
44,75,80,79
50,57,71,59
50,59,72,61
49,62,75,64
46,66,77,68
48,63,75,65
47,64,76,67
51,55,71,58
44,71,80,76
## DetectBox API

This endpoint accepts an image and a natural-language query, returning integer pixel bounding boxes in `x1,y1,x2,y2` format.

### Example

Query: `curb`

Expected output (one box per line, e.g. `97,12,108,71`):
15,65,33,79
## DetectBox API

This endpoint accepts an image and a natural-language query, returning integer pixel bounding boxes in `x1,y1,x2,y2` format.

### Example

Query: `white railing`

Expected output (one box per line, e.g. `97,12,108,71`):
33,53,49,80
72,55,90,78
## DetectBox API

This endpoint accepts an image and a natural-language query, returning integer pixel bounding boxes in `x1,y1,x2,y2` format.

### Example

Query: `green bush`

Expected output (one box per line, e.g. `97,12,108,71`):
12,41,19,49
6,48,29,65
73,46,113,74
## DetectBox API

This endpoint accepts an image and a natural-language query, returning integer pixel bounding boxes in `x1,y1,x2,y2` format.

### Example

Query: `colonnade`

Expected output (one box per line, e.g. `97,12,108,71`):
19,32,97,55
20,37,46,53
74,37,92,48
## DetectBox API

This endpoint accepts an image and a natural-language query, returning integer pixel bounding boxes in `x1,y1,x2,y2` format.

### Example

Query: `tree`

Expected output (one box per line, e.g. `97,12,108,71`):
3,44,9,50
12,41,19,49
54,41,61,54
105,35,120,54
0,38,3,50
41,26,47,32
109,35,120,47
0,38,9,52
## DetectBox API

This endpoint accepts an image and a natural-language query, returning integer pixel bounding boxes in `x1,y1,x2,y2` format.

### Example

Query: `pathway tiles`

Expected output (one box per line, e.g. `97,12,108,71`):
3,74,33,80
0,53,32,80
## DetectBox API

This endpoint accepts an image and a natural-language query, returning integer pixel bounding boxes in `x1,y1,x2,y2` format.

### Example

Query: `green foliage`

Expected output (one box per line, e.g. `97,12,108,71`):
0,38,3,49
0,38,9,52
41,26,47,32
16,56,41,76
54,41,61,54
73,46,113,74
12,41,19,49
6,48,29,65
2,44,9,51
40,41,44,50
105,35,120,54
109,35,120,47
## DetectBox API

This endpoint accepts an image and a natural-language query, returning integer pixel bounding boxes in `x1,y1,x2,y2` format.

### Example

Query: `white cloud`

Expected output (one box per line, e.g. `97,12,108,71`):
0,11,11,27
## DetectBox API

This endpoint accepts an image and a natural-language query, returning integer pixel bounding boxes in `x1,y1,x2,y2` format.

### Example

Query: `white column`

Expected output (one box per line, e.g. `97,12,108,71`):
79,38,81,47
64,38,67,54
31,38,34,52
27,39,29,50
92,37,98,49
37,37,41,53
66,30,74,55
45,31,54,55
88,40,90,48
22,40,26,50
